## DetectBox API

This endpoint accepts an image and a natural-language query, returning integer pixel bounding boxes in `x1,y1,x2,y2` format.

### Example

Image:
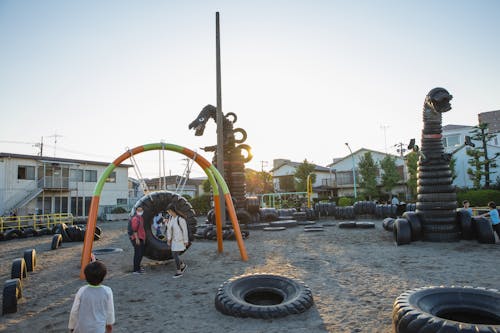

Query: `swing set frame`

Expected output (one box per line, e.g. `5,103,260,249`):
80,143,248,279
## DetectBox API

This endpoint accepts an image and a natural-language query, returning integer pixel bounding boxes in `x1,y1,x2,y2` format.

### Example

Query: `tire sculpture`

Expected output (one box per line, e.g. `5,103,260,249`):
215,273,314,318
133,190,197,261
393,286,500,332
189,105,254,223
415,88,459,242
11,258,27,280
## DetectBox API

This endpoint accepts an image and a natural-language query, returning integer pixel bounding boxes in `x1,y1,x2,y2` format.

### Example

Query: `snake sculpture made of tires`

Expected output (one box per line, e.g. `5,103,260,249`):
132,190,197,261
215,273,314,319
393,286,500,332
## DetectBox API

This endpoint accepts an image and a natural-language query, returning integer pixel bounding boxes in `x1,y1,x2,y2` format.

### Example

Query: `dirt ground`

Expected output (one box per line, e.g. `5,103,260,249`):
0,218,499,333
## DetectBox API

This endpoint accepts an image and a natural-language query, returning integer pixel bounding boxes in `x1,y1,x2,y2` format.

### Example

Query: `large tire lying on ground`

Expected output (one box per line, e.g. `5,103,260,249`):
2,278,22,315
401,212,422,241
393,286,500,333
457,209,474,240
473,217,496,244
215,273,314,318
134,190,198,261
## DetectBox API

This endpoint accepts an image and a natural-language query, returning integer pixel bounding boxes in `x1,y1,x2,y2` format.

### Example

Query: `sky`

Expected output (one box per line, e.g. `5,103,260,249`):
1,0,500,179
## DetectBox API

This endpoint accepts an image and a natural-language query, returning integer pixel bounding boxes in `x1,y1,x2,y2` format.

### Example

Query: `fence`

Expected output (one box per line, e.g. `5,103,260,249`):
0,213,74,232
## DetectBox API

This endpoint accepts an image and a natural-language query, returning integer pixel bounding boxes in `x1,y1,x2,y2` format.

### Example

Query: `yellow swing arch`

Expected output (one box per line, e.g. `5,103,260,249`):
80,143,248,279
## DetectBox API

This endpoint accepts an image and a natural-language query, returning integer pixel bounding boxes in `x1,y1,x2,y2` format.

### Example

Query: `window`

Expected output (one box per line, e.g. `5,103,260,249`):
443,134,460,147
106,171,116,183
117,198,128,205
18,166,35,180
336,171,354,185
84,170,97,182
70,169,83,182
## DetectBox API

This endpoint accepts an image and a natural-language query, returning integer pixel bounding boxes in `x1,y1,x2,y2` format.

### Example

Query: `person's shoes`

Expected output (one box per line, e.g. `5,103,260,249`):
132,271,143,275
180,263,188,273
173,272,183,279
139,267,145,273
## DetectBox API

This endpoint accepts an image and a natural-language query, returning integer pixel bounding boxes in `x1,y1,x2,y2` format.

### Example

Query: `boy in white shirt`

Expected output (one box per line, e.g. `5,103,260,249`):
69,261,115,333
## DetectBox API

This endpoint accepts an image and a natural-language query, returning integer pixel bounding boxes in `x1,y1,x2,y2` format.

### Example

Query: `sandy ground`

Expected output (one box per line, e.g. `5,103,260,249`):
0,218,499,333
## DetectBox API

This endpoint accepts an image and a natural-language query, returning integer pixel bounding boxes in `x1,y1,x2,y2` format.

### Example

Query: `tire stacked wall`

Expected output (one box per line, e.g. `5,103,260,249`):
416,89,459,242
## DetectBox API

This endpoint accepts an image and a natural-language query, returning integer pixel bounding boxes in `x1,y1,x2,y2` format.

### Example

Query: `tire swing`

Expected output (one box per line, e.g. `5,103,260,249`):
134,190,197,261
215,273,314,318
393,286,500,332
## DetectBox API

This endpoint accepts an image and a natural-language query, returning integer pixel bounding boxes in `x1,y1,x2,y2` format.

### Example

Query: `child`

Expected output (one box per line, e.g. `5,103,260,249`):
462,200,473,216
166,203,189,278
69,261,115,333
480,201,500,241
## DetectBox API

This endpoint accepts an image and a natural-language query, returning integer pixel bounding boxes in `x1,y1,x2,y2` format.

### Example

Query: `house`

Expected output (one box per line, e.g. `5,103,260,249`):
327,148,407,199
442,123,500,188
0,152,130,217
271,159,333,198
142,175,206,198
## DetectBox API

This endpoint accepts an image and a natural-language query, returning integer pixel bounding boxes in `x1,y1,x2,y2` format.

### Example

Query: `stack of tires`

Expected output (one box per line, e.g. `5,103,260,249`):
194,224,249,241
314,202,336,217
3,249,36,314
416,87,459,242
50,223,102,250
353,201,376,215
334,206,355,219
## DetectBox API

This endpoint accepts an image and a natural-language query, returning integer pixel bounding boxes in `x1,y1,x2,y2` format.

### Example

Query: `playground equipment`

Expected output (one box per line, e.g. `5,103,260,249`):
80,143,248,279
189,105,255,223
392,88,495,244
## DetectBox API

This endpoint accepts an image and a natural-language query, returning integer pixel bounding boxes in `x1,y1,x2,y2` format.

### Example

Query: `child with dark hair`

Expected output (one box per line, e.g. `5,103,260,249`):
462,200,473,216
69,261,115,333
480,201,500,241
166,203,189,278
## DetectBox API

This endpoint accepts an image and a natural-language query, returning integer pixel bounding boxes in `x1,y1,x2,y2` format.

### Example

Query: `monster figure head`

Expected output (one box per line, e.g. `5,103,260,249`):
188,104,217,136
424,88,453,114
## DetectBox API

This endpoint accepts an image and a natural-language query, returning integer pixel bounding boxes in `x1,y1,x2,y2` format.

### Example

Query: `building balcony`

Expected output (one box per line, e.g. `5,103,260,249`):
37,176,71,190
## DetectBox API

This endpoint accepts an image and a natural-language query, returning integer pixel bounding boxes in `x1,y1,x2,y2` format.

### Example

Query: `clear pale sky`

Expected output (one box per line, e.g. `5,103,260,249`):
1,0,499,178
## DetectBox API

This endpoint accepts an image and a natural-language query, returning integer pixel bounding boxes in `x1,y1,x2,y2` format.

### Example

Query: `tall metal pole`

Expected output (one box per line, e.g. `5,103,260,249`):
345,143,357,199
215,12,226,224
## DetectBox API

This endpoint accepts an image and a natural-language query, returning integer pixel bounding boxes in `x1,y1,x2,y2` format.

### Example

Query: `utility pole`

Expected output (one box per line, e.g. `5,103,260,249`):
215,12,226,224
260,160,268,193
33,137,43,156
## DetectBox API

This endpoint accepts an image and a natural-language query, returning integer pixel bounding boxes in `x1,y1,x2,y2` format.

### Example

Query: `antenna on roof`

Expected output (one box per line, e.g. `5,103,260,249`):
48,132,63,157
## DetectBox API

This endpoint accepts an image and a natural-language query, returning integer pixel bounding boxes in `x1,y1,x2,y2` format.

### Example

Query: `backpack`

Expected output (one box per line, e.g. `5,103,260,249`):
127,216,135,236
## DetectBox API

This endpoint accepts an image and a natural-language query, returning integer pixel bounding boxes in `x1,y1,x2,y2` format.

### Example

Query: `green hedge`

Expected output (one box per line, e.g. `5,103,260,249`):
456,189,500,207
188,194,212,216
338,197,354,207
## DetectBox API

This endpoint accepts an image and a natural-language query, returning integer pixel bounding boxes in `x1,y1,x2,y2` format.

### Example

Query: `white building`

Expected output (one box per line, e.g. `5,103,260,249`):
271,149,407,200
328,148,406,198
0,153,130,217
442,124,500,188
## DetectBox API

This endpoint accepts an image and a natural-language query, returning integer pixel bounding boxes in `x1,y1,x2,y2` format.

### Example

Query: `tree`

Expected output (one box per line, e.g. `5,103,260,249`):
450,156,457,182
202,179,211,193
279,175,295,192
245,168,274,194
294,159,316,192
467,148,485,189
406,151,418,199
357,152,378,200
380,155,401,193
468,123,499,188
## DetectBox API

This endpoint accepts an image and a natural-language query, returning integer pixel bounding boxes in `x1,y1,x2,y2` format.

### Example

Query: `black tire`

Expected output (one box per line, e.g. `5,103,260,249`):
393,218,411,245
135,191,197,261
393,286,500,333
233,128,247,144
383,218,395,231
304,227,324,232
245,222,270,230
263,227,286,231
416,202,457,210
457,209,474,240
23,249,37,272
417,177,453,186
417,184,456,193
215,273,314,318
355,222,375,229
473,217,496,244
270,220,298,228
11,258,27,279
51,234,62,250
338,222,356,229
401,212,422,241
2,279,22,315
4,229,22,241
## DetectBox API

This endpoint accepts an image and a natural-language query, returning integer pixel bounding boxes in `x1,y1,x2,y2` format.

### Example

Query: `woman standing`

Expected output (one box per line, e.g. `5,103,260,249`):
166,203,189,278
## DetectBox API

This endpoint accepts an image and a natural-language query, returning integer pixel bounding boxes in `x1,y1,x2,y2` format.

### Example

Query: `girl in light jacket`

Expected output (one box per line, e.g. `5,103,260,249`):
166,203,189,278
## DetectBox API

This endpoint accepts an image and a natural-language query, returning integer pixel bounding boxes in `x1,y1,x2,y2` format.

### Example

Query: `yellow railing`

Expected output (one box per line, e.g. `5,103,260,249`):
0,213,74,233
